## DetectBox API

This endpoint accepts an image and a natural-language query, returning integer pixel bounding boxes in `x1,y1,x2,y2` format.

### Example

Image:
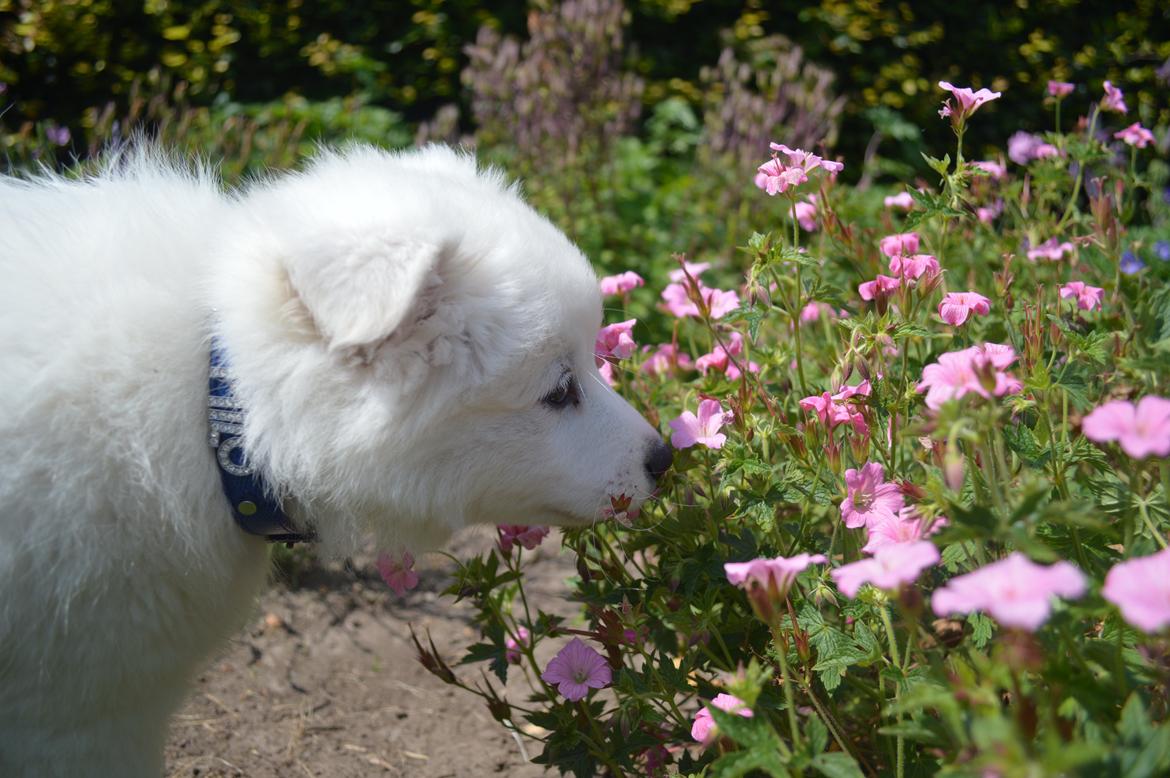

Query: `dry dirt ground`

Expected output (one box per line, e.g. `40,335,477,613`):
164,529,580,777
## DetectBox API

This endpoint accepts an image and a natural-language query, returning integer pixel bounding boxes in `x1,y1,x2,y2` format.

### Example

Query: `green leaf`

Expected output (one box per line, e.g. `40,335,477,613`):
810,751,866,778
1002,423,1051,468
967,612,994,649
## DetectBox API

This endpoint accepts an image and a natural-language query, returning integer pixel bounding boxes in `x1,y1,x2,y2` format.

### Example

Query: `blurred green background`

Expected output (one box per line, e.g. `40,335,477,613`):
2,0,1167,278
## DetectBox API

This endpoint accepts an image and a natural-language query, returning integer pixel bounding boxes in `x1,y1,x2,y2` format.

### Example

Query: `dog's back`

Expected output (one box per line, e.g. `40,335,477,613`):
0,156,270,777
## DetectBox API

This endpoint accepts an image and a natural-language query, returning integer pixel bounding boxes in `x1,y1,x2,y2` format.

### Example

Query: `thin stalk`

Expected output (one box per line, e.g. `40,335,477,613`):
769,623,803,750
879,606,904,778
1137,498,1168,549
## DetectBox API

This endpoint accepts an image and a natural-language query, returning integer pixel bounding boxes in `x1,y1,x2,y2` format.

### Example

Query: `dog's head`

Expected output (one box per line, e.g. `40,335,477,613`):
213,145,670,553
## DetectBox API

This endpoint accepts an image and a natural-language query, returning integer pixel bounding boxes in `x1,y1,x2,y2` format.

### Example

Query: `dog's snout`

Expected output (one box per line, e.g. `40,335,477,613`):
644,438,673,482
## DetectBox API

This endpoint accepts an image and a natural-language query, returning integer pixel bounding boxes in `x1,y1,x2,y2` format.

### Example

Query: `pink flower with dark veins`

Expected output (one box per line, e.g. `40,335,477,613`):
931,553,1086,631
939,291,991,326
859,274,901,302
863,507,948,553
1102,548,1170,633
668,261,711,282
840,462,904,529
917,343,1021,410
595,319,637,363
724,554,828,597
541,638,612,701
668,398,734,450
1026,237,1075,262
888,254,941,285
599,271,644,296
972,160,1007,180
1114,122,1155,148
832,541,940,598
691,693,753,744
376,551,420,597
793,196,818,232
1082,396,1170,459
641,343,693,376
497,525,551,554
1100,80,1128,114
505,626,530,664
1059,281,1104,312
938,81,1002,126
880,232,920,258
695,332,759,380
884,191,915,210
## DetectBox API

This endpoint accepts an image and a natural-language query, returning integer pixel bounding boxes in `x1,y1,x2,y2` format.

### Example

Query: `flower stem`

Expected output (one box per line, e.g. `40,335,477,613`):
1137,497,1168,549
879,605,904,778
769,623,803,750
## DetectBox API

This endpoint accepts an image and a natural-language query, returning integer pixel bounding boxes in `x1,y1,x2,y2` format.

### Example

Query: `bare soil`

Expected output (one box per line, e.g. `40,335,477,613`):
164,529,578,777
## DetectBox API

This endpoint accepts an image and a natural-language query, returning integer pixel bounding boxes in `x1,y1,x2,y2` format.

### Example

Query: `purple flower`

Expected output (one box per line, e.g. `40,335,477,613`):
1155,241,1170,262
1101,80,1128,114
541,638,612,701
1120,251,1145,275
45,124,71,147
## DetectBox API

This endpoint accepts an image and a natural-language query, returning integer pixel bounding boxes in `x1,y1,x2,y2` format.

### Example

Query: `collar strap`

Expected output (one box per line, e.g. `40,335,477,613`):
209,341,314,544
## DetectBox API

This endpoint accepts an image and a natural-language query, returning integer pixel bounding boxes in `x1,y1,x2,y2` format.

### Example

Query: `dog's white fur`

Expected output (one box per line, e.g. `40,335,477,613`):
0,145,666,776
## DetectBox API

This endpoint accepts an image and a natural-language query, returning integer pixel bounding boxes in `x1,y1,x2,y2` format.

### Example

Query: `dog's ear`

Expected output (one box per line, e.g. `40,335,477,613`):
284,235,444,351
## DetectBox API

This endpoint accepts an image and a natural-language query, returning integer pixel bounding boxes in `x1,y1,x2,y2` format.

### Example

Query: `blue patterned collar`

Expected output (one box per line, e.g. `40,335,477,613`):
208,341,314,544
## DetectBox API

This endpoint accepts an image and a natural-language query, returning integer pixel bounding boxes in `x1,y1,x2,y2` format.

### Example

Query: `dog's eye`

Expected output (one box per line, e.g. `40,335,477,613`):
542,372,580,409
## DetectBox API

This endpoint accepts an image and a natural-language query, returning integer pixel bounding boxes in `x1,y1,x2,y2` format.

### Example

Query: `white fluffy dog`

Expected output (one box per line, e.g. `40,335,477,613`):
0,144,671,777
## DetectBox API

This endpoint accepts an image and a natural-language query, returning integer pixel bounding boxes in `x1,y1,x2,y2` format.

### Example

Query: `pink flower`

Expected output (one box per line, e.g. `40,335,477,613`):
497,525,551,554
977,199,1004,224
1026,238,1075,262
862,507,948,553
939,291,991,326
599,271,644,296
1102,548,1170,632
1047,80,1075,98
724,553,828,597
1082,396,1170,459
755,142,844,195
931,552,1087,631
541,638,612,701
695,332,760,380
668,261,711,282
1114,122,1155,149
938,81,1002,126
1059,281,1104,312
505,626,531,664
1101,80,1128,114
832,541,941,598
668,398,733,450
888,253,941,285
972,160,1006,180
800,301,838,323
859,274,901,302
660,283,740,319
691,693,753,743
376,551,420,597
793,197,818,232
1008,131,1060,165
800,381,871,435
884,191,915,210
917,343,1022,410
595,319,637,363
880,232,920,257
841,462,904,529
641,343,693,377
598,359,618,387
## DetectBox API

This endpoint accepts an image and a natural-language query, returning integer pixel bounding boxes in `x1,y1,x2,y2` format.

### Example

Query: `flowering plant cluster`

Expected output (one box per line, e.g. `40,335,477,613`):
417,78,1170,777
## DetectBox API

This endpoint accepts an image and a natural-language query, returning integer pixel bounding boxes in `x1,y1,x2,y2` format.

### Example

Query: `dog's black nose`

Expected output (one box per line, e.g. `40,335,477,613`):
644,438,673,482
